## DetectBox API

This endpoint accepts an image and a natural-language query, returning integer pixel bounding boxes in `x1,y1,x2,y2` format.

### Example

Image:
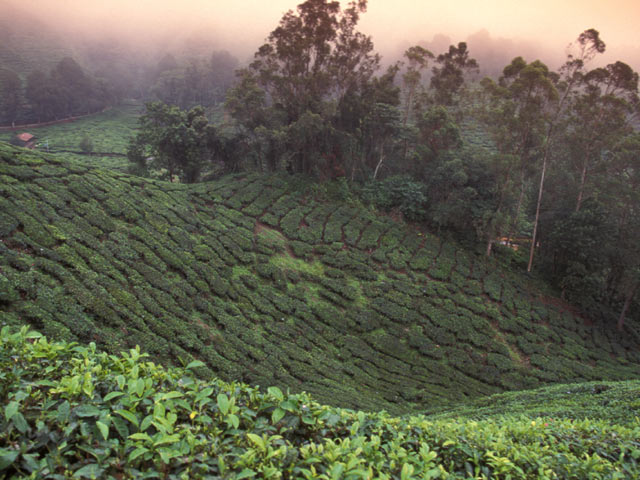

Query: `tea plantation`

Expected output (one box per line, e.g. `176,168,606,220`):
0,102,141,172
2,327,639,479
1,141,640,416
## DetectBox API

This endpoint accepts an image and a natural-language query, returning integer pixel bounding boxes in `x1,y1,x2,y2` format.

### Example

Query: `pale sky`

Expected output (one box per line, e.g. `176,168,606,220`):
5,0,639,67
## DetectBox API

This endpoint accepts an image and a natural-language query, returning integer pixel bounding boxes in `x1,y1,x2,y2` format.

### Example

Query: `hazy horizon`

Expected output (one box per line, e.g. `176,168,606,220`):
3,0,639,71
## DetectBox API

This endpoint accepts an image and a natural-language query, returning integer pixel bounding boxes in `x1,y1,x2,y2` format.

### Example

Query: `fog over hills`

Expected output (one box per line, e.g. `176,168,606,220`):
2,0,638,74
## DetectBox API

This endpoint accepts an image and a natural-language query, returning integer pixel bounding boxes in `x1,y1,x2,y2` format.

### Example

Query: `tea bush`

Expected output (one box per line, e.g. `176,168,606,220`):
1,141,640,416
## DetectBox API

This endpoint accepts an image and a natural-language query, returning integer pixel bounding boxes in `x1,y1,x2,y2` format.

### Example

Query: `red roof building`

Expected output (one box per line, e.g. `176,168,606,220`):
12,132,37,149
16,133,34,142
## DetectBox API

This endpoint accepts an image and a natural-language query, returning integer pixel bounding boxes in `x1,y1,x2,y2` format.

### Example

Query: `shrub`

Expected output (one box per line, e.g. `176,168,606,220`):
361,175,428,221
78,134,94,153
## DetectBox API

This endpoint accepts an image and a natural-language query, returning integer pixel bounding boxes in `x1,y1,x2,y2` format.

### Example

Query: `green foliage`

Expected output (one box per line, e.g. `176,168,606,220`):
416,106,461,164
361,176,427,221
2,328,640,479
150,51,239,109
226,0,402,177
430,42,479,106
2,142,640,417
0,101,141,172
0,68,22,125
127,102,216,183
543,200,612,307
78,133,94,154
3,17,638,337
18,57,114,124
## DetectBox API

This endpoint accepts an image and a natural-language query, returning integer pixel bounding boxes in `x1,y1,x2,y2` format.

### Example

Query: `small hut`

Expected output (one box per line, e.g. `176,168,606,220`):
12,133,37,149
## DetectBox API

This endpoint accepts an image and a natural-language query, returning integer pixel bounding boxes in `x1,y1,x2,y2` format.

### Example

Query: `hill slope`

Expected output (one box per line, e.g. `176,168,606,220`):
2,327,639,479
1,142,640,413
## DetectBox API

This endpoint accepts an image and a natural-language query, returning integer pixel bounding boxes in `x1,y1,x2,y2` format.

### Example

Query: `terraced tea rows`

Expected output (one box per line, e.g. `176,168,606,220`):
1,142,639,413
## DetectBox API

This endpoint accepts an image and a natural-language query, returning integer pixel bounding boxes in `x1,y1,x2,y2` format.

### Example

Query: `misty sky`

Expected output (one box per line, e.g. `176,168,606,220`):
5,0,639,67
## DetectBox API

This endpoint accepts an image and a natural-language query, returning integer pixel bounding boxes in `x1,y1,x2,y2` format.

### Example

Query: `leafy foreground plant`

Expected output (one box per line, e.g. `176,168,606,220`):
2,327,639,479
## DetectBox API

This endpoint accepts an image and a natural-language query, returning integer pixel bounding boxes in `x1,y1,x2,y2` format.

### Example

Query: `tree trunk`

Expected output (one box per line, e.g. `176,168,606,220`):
486,237,494,257
528,144,550,272
525,59,584,271
575,161,588,212
373,146,385,180
617,282,638,331
403,90,413,126
402,138,409,163
507,169,526,245
575,130,599,212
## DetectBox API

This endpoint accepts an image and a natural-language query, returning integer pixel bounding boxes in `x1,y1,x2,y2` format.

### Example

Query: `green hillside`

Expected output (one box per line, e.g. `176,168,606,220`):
2,327,639,479
0,102,141,172
1,142,640,414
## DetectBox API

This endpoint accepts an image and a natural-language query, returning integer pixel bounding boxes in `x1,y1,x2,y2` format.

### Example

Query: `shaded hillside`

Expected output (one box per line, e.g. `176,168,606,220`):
2,328,639,479
1,142,639,413
425,380,640,424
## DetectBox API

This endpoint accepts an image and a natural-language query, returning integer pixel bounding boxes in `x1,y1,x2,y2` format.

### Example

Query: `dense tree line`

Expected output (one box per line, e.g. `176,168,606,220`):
0,57,115,125
125,0,636,328
221,1,489,183
148,51,238,109
0,47,240,126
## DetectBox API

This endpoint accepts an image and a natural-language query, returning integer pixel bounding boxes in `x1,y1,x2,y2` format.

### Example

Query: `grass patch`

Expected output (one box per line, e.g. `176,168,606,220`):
270,253,325,276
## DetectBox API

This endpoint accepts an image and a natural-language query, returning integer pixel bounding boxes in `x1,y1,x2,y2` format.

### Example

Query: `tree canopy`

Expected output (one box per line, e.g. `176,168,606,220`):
227,0,394,177
127,102,217,183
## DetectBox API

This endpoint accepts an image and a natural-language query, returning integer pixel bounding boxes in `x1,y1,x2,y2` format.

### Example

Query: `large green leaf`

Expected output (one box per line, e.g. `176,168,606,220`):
217,393,230,415
236,469,256,479
116,409,139,427
128,447,149,462
186,360,205,369
73,463,104,479
103,391,124,402
0,449,19,470
4,402,18,421
75,405,102,418
11,412,28,433
272,407,285,424
96,421,109,440
267,387,283,402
